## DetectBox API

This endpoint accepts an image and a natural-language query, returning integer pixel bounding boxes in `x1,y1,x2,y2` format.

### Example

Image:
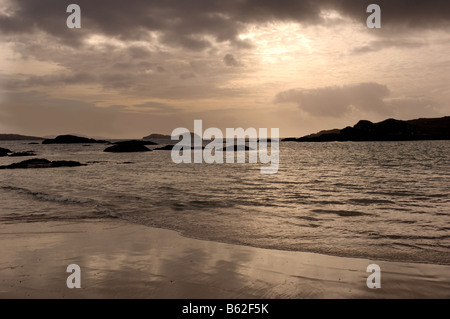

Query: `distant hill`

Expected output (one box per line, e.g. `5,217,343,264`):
143,133,171,139
0,134,43,141
143,132,202,140
283,116,450,142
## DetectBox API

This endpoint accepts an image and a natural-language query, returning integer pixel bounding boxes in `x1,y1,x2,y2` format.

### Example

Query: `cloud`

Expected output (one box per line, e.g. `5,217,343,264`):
156,66,166,73
387,96,443,119
1,1,448,138
1,72,96,90
274,82,443,119
0,91,185,137
223,53,241,67
1,0,449,53
179,72,196,80
351,39,428,54
131,101,178,114
0,91,120,135
274,82,391,117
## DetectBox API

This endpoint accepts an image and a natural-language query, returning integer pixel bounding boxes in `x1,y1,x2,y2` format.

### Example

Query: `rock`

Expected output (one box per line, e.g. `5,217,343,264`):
219,145,253,151
8,151,37,157
154,145,205,151
104,140,151,152
0,158,86,169
143,132,202,140
128,140,157,146
112,140,157,146
0,147,12,157
42,135,109,144
28,142,39,145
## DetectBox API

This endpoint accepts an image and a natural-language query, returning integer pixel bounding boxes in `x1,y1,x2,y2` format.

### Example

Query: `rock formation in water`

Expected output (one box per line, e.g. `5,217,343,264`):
42,135,109,144
219,145,253,151
154,144,205,151
104,140,152,152
143,132,202,140
0,158,86,169
0,147,12,157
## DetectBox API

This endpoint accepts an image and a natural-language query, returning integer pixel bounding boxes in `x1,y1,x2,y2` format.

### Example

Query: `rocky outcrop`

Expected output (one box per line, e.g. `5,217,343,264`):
104,140,152,152
154,145,205,151
0,158,86,169
42,135,109,144
143,132,202,140
219,145,253,151
0,147,12,157
286,116,450,142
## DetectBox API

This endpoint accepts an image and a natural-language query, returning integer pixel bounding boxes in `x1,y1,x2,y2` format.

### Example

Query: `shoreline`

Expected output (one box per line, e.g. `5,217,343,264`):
173,227,450,268
1,218,449,298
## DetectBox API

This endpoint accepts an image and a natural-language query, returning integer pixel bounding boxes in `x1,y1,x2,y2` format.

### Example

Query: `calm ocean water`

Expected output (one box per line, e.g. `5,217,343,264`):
1,140,449,264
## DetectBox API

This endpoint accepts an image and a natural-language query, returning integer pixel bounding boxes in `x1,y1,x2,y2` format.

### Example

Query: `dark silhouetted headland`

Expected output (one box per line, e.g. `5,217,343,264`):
283,116,450,142
143,132,201,140
0,134,43,141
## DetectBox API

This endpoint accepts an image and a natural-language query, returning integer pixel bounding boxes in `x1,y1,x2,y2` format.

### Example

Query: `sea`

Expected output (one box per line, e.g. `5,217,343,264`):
0,140,449,264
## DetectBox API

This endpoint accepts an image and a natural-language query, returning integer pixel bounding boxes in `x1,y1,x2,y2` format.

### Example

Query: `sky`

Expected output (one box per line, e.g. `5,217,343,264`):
0,0,449,138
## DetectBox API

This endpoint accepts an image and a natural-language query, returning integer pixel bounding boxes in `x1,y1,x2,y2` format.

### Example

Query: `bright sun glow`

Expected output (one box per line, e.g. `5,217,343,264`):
240,22,313,64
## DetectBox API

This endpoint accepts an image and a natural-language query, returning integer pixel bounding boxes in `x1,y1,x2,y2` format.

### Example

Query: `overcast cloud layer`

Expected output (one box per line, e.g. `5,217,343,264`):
1,0,449,137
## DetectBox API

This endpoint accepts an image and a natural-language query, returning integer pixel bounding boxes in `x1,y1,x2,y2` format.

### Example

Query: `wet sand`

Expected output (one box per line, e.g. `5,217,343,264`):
1,219,449,298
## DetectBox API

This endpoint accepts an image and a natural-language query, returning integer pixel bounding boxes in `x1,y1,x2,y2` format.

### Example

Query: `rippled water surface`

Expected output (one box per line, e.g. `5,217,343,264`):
1,140,449,264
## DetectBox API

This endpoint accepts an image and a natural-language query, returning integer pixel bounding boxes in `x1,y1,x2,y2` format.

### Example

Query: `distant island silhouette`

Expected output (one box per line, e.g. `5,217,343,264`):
2,116,449,144
0,134,43,141
143,132,202,140
283,116,450,142
42,135,109,144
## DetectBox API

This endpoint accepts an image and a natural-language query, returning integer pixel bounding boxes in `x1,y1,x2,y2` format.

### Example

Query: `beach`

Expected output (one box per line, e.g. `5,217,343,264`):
1,218,449,299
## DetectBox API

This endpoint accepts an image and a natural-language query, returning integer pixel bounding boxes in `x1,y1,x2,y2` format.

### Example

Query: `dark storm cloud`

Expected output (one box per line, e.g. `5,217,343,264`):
1,1,449,52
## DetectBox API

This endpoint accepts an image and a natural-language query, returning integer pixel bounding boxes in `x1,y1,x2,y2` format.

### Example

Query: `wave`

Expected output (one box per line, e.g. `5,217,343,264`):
0,185,121,221
1,185,93,205
348,198,395,205
311,209,369,217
